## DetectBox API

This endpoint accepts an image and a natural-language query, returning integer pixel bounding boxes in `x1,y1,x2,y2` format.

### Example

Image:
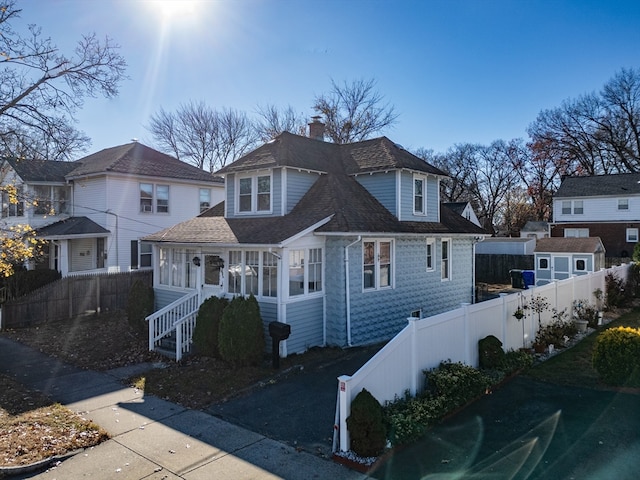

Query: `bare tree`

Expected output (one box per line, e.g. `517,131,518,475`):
254,104,306,142
0,0,127,160
528,68,640,175
313,78,398,143
147,102,258,172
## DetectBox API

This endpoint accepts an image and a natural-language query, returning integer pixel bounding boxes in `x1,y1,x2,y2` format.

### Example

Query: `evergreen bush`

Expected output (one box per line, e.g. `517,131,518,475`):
192,296,229,357
218,294,265,366
478,335,505,369
126,280,154,333
593,326,640,386
346,388,387,457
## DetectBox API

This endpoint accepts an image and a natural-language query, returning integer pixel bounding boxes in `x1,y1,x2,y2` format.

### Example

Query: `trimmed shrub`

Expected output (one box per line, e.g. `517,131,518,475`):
425,361,492,408
126,280,154,333
605,273,629,309
346,388,387,457
478,335,505,369
193,296,229,357
593,326,640,386
218,294,265,366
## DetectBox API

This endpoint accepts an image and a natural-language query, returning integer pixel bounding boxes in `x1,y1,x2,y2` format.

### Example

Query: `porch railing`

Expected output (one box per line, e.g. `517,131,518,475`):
147,291,200,361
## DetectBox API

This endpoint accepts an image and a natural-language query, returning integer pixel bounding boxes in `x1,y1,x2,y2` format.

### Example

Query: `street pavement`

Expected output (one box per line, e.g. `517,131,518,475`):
0,337,370,480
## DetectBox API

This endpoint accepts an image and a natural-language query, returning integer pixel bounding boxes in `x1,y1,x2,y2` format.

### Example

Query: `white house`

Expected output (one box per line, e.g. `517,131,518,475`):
0,142,224,276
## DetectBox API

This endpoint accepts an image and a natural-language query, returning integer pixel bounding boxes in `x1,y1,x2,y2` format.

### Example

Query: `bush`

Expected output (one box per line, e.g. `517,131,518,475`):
218,294,265,366
425,361,492,409
628,262,640,297
573,299,600,328
192,296,229,357
346,388,387,457
535,320,578,348
593,326,640,386
501,349,534,373
478,335,505,369
605,272,629,309
1,268,61,300
126,280,154,333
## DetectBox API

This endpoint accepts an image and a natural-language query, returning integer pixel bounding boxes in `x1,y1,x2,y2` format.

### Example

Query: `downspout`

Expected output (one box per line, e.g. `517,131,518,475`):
344,236,361,347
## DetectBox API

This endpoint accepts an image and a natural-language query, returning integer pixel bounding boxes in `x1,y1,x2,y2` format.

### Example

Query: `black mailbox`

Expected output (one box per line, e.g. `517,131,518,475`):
268,321,291,369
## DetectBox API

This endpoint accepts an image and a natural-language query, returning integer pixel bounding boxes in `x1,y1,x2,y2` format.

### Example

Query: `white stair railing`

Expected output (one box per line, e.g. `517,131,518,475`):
147,291,200,359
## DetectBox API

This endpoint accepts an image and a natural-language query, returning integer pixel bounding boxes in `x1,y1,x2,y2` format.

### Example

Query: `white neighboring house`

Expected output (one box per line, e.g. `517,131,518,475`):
0,142,224,276
443,201,482,228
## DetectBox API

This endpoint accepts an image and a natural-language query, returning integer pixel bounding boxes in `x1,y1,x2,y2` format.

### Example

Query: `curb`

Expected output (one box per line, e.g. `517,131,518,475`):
0,449,84,478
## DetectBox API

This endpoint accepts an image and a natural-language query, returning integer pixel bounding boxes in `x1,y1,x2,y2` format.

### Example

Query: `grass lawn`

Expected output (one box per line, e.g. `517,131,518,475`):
524,306,640,389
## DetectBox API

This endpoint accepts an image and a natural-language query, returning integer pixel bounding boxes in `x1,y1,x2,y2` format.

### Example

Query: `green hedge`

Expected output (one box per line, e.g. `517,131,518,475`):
218,294,264,366
192,296,229,357
593,326,640,386
346,388,387,457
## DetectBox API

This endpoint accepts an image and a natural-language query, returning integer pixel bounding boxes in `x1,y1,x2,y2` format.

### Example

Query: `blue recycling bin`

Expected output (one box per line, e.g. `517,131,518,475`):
522,270,535,288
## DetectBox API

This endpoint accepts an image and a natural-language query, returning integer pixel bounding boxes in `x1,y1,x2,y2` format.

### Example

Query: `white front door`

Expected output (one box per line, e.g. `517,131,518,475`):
552,255,570,281
202,253,225,299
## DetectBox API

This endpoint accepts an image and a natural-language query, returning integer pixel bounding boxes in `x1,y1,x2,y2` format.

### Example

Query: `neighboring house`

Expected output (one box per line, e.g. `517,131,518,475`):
144,128,486,357
534,237,605,286
550,174,640,258
475,237,536,255
443,201,482,228
520,221,549,239
0,142,224,276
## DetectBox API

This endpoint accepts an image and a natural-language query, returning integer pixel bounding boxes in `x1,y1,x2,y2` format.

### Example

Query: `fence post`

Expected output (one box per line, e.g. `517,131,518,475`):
96,276,101,314
337,375,351,452
461,303,471,366
499,293,508,346
408,316,419,396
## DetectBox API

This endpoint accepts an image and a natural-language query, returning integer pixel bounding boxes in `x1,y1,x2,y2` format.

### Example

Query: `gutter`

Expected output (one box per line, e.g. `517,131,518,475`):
344,236,361,347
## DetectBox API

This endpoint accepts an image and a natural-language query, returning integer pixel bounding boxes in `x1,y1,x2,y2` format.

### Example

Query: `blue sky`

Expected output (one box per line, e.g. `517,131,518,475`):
19,0,640,158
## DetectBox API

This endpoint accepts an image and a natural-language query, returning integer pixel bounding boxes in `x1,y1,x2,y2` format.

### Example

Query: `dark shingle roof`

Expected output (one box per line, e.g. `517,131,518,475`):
36,217,110,237
145,174,486,245
67,142,223,184
534,237,605,254
217,132,447,177
3,157,79,182
555,173,640,198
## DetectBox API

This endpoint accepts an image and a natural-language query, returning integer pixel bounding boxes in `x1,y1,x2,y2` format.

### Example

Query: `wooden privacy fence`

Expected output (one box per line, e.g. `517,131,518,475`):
335,263,631,453
476,254,535,284
0,270,152,329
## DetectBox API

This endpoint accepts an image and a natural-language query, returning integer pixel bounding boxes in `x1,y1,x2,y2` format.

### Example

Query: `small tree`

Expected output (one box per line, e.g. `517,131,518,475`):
346,388,387,458
126,280,154,334
192,296,229,357
218,294,264,366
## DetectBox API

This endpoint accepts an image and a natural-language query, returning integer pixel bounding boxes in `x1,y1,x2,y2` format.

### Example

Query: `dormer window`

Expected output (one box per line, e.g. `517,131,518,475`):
413,175,426,215
237,174,271,213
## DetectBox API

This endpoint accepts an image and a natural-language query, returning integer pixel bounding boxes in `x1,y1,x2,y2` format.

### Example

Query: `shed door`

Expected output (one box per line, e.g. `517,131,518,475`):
552,255,570,281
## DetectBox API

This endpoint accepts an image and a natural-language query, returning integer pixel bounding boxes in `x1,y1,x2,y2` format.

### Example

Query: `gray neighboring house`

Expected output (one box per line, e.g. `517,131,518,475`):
144,128,485,356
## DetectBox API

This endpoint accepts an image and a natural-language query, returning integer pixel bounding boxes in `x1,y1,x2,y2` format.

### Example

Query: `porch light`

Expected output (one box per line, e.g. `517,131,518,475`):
192,256,201,266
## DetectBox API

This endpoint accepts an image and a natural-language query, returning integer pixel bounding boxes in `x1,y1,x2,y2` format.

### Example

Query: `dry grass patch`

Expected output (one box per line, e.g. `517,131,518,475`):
0,375,108,468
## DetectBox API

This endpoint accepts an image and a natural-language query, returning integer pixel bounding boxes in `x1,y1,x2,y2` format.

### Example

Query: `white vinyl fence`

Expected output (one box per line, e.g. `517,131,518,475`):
335,264,630,453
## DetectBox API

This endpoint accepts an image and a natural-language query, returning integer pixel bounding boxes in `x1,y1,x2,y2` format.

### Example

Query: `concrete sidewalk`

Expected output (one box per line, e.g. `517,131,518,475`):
0,337,367,480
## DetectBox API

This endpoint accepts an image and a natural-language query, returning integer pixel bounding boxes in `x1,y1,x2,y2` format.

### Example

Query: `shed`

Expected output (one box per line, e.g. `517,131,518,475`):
475,237,536,255
534,237,605,286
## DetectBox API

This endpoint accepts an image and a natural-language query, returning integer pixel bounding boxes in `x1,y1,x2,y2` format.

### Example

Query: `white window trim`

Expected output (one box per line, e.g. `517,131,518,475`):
225,248,281,299
626,228,638,243
561,200,584,215
441,238,451,282
287,247,324,299
538,257,550,270
618,198,629,210
574,258,587,272
426,238,435,271
236,173,273,214
363,238,394,292
413,174,426,216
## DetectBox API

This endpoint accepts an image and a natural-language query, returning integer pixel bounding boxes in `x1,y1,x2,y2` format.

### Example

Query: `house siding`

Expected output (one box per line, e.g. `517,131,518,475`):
399,172,439,222
285,169,319,214
154,288,187,310
284,297,324,354
324,235,474,347
356,173,397,217
553,196,640,223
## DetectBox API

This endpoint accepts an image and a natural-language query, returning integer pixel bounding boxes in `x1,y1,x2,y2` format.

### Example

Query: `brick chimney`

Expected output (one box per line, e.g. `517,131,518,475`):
308,116,325,141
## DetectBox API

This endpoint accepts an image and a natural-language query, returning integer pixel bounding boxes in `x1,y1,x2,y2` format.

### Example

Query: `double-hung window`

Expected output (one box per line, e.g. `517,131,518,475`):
441,239,451,281
627,228,638,243
1,187,24,217
140,183,169,213
237,174,271,213
200,188,211,213
363,240,393,290
426,238,435,271
561,200,583,215
414,175,426,215
288,248,323,297
618,198,629,211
